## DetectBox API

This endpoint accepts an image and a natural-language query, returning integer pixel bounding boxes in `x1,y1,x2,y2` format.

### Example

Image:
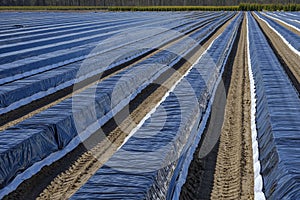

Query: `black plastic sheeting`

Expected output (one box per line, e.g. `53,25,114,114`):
265,12,300,29
71,13,243,200
0,12,234,190
0,12,226,115
270,12,300,21
255,11,300,51
248,13,300,199
0,12,213,36
0,12,217,79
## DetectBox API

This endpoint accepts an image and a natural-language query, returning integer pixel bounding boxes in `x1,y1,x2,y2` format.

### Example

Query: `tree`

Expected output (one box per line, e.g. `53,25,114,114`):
2,0,300,6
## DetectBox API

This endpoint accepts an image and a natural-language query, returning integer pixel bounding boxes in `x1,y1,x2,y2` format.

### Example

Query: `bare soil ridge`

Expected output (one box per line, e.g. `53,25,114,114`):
253,12,300,94
210,15,254,200
180,14,254,200
4,14,236,200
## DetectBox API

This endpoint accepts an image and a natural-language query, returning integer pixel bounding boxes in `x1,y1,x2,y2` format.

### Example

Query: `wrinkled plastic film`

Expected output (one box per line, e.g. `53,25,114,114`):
248,13,300,199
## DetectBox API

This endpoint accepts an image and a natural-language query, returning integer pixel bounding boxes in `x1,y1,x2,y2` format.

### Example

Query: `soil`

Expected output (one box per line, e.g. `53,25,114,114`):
0,14,217,131
262,13,300,36
210,16,254,200
180,14,254,200
253,12,300,94
4,14,236,200
4,11,298,200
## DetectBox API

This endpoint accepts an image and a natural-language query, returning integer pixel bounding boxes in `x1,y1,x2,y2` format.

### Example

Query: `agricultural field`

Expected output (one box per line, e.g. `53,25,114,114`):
0,10,299,200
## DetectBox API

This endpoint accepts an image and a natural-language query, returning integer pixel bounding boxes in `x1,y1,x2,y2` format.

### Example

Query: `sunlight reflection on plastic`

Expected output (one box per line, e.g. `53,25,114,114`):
72,25,224,173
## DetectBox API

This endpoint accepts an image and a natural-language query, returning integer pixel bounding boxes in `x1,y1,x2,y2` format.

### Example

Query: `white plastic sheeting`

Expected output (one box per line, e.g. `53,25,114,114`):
71,12,242,200
246,13,266,200
254,12,300,56
0,12,234,197
248,12,300,199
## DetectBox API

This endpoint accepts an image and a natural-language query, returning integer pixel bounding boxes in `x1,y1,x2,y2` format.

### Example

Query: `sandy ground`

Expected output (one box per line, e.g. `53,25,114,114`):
180,12,300,200
4,14,236,200
180,14,254,200
4,11,299,200
253,12,300,93
263,13,300,36
0,15,213,131
210,16,254,200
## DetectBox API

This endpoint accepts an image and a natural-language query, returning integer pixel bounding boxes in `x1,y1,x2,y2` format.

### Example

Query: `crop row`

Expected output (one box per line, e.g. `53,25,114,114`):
0,11,299,199
71,12,243,200
248,12,300,199
0,12,234,197
0,12,221,114
1,4,300,11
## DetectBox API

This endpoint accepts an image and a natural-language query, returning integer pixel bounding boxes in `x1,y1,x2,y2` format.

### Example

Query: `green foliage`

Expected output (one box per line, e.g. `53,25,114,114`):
0,5,239,11
0,4,299,11
107,6,239,11
238,3,300,11
0,6,108,10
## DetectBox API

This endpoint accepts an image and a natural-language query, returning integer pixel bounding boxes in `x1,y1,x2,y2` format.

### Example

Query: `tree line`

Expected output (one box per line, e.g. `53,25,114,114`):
1,0,300,6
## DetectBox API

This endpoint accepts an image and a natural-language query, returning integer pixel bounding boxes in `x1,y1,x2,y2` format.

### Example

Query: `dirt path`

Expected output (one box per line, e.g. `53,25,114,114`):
0,14,220,131
210,15,254,200
4,15,236,200
253,12,300,93
180,14,254,200
261,13,300,36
